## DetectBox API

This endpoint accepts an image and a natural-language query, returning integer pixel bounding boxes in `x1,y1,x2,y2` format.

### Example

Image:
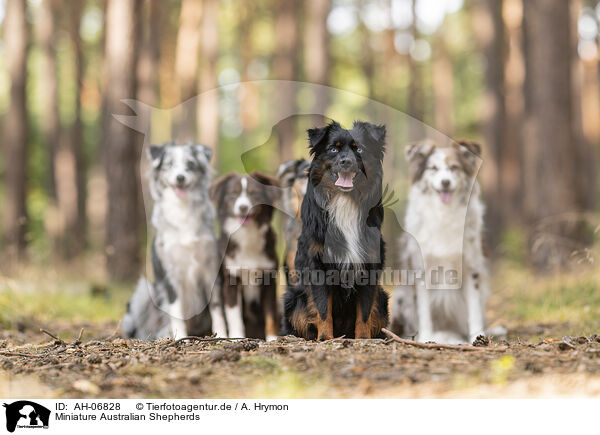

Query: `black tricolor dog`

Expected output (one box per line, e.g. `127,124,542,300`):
281,120,389,340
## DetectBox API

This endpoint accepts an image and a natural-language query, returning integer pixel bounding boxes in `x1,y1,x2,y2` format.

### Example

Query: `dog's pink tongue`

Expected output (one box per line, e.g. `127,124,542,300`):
174,187,187,198
440,191,452,204
335,172,354,188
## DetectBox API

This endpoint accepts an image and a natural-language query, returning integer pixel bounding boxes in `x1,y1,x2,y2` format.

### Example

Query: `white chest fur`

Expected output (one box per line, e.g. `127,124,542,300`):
327,194,363,265
223,217,276,275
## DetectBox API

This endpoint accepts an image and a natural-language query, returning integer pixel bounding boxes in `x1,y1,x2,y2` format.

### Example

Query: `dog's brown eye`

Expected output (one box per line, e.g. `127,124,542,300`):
187,161,196,170
429,166,438,171
450,165,460,171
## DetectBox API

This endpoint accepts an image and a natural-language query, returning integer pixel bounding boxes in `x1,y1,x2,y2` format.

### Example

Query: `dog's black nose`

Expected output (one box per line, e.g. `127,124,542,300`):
238,205,249,214
176,174,186,184
441,179,450,188
340,156,354,169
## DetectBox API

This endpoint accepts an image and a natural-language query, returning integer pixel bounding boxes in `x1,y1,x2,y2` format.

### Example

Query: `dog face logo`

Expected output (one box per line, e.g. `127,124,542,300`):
3,401,50,432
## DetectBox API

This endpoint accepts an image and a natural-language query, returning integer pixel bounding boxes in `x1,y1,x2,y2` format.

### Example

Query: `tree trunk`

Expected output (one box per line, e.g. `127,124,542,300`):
522,0,585,270
37,0,62,253
198,0,220,166
432,28,454,136
103,0,141,281
60,0,86,258
3,0,29,261
304,0,331,114
502,0,525,225
569,0,596,212
137,0,160,107
407,0,425,140
174,0,203,142
273,0,301,161
474,0,506,242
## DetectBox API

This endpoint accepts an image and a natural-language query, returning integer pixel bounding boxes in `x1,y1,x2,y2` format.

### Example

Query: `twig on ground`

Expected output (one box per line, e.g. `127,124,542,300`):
76,328,84,342
381,328,508,352
0,351,48,358
103,321,121,341
176,336,245,345
40,329,64,344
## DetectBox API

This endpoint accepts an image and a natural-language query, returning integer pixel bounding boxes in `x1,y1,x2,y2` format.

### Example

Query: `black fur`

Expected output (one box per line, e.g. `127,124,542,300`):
281,120,389,339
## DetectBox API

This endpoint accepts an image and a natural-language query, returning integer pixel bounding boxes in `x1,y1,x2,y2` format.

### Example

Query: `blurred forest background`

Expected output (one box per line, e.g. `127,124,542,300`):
1,0,600,296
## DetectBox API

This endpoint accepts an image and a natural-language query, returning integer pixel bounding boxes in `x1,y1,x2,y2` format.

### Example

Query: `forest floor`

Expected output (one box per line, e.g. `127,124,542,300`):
2,257,600,398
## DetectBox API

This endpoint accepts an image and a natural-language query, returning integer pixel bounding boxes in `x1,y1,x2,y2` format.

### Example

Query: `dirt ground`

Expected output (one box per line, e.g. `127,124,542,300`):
2,319,600,398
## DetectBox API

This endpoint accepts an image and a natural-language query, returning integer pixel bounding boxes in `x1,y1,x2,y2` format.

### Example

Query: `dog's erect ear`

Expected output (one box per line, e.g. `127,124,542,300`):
307,121,339,154
251,171,281,204
353,121,386,144
277,159,304,187
456,140,482,176
148,145,166,169
209,173,235,202
194,144,213,162
405,140,435,182
192,143,213,162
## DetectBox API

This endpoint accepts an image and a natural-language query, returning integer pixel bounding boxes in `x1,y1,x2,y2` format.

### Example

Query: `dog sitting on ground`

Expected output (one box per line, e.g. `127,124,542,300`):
391,139,503,344
281,121,389,340
210,172,281,340
122,142,227,340
277,159,310,285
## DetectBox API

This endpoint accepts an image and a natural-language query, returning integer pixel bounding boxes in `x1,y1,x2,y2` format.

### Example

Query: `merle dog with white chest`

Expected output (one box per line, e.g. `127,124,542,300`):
122,142,227,340
281,121,389,340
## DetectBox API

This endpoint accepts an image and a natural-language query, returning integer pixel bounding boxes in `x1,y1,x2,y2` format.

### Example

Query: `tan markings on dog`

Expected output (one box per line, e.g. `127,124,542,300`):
309,241,324,257
290,292,318,337
454,140,482,176
355,299,370,339
316,291,333,340
444,147,461,168
265,304,278,338
405,140,436,183
367,292,387,337
285,249,297,272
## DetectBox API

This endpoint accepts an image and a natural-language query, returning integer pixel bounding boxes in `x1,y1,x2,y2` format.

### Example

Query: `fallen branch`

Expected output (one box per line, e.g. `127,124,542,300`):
161,336,247,350
0,351,48,358
40,329,64,344
381,328,508,352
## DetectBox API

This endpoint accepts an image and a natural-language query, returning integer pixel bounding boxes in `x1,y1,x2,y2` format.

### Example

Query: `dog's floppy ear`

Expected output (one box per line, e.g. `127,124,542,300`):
193,143,213,162
251,171,281,205
209,173,235,202
148,144,166,169
456,140,482,176
405,140,435,182
307,121,339,154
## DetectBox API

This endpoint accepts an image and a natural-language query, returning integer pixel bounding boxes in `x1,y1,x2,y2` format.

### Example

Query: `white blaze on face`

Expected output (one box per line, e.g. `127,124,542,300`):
425,149,459,204
233,177,252,217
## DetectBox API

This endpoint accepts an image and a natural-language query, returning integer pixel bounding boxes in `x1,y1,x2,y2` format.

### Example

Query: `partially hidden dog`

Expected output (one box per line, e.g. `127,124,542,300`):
391,139,503,344
122,142,227,340
277,158,310,285
210,172,281,340
281,121,389,340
